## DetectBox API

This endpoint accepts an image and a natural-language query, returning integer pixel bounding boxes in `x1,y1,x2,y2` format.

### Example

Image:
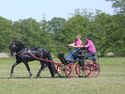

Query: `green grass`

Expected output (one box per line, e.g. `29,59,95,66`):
0,57,125,94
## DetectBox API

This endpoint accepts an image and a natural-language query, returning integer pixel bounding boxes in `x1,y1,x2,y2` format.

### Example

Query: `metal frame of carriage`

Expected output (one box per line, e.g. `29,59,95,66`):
27,50,100,78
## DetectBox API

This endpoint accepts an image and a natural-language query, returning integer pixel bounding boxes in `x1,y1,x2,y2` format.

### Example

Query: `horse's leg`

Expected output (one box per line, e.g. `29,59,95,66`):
36,61,46,78
10,61,21,78
23,62,32,78
47,62,55,78
47,53,56,77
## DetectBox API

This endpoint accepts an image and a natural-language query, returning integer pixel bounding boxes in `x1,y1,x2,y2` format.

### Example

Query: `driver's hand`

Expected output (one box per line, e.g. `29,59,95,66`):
68,44,74,46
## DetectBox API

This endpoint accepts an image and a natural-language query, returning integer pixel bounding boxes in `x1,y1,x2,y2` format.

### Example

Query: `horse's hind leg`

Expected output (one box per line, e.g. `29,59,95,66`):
47,63,55,78
24,62,32,78
47,53,56,77
36,62,46,78
10,61,21,78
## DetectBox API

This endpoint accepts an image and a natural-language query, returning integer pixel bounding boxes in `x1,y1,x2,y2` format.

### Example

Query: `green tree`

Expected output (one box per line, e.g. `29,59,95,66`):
13,18,56,52
47,17,66,33
91,13,112,55
0,16,13,51
46,17,67,52
90,12,125,56
13,18,43,47
60,15,90,44
106,0,125,14
109,15,125,56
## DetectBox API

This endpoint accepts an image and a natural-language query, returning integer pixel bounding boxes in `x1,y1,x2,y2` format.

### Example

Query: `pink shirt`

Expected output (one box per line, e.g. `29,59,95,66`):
74,38,83,46
85,39,96,53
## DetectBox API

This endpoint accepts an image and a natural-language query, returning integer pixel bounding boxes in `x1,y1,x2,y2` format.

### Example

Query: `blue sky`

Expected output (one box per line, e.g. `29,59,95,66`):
0,0,113,21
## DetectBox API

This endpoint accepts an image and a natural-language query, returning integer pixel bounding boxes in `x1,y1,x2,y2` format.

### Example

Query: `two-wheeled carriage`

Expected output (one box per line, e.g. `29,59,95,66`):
56,50,100,78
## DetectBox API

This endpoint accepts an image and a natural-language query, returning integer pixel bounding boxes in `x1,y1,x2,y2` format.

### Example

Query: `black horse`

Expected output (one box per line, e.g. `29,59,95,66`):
9,41,56,78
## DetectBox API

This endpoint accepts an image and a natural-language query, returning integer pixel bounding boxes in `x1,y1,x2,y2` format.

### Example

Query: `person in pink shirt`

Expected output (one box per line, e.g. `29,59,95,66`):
66,34,83,61
84,36,97,62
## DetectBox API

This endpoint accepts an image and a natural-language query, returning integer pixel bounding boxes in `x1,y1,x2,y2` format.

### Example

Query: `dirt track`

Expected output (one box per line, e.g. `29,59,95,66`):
0,52,9,58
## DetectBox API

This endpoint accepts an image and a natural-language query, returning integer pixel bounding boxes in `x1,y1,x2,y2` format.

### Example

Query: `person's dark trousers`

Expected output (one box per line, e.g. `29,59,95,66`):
84,53,96,62
65,48,81,61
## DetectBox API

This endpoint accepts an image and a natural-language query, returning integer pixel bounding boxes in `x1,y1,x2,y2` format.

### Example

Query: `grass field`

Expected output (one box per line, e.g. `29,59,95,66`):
0,57,125,94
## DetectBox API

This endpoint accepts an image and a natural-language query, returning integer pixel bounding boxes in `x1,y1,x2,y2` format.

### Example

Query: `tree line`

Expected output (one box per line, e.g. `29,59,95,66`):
0,0,125,56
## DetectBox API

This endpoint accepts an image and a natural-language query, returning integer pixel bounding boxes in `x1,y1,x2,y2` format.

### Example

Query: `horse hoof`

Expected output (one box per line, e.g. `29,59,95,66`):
52,75,55,78
36,75,40,78
35,76,39,79
29,74,33,78
10,73,13,78
36,73,40,78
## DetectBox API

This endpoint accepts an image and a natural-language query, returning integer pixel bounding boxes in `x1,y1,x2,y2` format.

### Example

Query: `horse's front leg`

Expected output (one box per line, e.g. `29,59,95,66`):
10,61,21,78
24,62,32,78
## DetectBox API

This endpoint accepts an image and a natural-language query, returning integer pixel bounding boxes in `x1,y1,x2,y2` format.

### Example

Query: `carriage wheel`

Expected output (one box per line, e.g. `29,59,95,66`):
83,61,100,78
64,63,72,77
88,63,100,78
57,64,65,77
75,63,80,77
83,62,91,77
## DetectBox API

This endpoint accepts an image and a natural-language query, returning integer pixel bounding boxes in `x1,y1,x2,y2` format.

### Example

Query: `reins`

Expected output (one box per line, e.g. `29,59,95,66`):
11,44,61,66
26,52,61,65
16,50,25,55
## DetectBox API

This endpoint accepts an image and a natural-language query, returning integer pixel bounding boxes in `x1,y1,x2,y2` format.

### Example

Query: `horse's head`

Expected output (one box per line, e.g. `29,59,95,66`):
9,43,18,56
9,41,25,56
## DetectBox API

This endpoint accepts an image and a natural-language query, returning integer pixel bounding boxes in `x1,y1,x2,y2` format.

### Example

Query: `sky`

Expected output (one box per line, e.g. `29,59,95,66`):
0,0,113,21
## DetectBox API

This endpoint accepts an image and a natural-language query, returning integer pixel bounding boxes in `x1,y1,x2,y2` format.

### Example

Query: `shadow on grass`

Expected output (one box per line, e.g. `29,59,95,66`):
0,75,87,79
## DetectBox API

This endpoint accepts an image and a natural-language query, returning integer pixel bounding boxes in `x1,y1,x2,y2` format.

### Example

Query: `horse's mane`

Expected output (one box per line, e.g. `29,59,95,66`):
14,41,25,50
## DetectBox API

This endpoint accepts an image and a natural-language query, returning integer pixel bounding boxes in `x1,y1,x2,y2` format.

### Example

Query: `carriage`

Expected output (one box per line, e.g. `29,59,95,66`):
9,41,100,78
56,49,100,78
